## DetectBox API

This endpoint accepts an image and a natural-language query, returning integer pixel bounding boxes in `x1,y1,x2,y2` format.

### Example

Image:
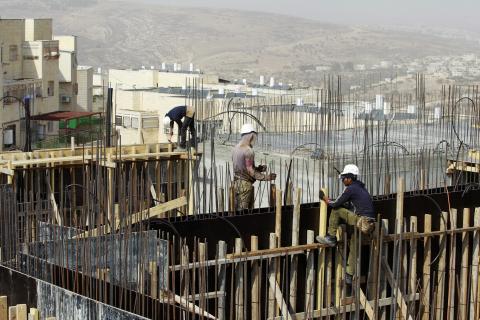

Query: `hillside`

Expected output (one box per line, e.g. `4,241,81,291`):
1,0,479,85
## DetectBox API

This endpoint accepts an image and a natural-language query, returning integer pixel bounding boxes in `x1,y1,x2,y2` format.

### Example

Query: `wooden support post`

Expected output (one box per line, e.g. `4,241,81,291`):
305,230,315,316
198,242,207,315
269,183,276,207
471,208,480,319
235,238,244,320
435,211,448,320
447,209,457,320
15,305,26,320
335,225,345,307
8,306,15,320
149,261,158,299
316,188,328,309
289,188,301,311
380,219,389,320
29,308,39,320
217,241,227,320
459,208,470,320
7,161,13,185
421,214,432,320
0,296,7,320
251,236,260,320
268,233,277,319
275,189,282,246
408,216,417,314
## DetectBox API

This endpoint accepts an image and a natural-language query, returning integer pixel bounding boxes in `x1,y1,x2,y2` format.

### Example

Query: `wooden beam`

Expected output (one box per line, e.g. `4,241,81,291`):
74,196,187,238
0,296,7,320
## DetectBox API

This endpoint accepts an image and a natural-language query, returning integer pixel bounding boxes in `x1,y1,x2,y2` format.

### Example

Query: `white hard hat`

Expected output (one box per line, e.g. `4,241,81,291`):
340,164,359,177
240,123,256,135
163,116,171,127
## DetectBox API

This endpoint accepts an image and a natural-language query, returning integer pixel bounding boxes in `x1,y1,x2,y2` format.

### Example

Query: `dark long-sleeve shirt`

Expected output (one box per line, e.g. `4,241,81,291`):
330,180,375,218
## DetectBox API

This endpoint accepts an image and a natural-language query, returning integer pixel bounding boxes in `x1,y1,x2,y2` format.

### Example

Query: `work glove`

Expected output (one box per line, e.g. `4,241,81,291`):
267,173,277,181
257,164,267,172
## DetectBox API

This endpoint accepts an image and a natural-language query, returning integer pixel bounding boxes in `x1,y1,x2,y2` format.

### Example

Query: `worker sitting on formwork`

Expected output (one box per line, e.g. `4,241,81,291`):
163,105,197,149
316,164,376,284
232,123,276,210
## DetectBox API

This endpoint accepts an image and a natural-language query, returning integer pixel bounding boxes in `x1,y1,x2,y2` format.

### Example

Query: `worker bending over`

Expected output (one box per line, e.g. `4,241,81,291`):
316,164,375,284
232,124,276,210
163,105,196,149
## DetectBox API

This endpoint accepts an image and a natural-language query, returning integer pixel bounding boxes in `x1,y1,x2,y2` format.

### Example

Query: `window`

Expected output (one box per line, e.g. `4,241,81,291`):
142,117,159,129
47,121,53,133
9,45,18,61
123,116,131,128
131,117,139,129
115,116,123,126
47,81,54,96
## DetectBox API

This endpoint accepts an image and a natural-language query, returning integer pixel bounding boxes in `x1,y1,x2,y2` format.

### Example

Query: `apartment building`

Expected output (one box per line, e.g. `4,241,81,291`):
0,18,92,151
77,65,93,112
54,35,78,111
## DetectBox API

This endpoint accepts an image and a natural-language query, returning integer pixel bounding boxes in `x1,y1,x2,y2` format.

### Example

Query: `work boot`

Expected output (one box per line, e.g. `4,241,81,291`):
315,234,337,246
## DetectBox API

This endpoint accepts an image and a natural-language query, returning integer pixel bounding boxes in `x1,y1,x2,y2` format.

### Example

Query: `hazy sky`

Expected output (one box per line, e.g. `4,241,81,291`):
139,0,480,31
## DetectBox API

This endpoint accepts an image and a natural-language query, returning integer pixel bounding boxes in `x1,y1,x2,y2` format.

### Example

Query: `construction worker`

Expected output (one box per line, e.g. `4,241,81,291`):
163,105,196,149
316,164,375,284
232,123,276,210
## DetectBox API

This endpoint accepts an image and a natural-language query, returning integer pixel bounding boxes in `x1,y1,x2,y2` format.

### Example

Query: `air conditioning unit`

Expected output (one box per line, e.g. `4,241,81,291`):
61,95,71,103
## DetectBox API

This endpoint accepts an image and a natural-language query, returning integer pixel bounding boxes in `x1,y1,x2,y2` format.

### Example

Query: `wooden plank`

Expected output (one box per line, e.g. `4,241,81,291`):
272,293,420,319
381,256,412,320
15,305,26,320
408,216,417,315
149,261,158,299
289,188,301,311
267,233,277,319
435,211,448,320
0,168,14,176
459,208,470,320
316,188,328,309
275,189,282,246
28,308,39,320
251,236,260,320
217,241,227,320
74,196,187,238
446,208,457,320
380,219,389,320
304,230,315,317
234,239,244,320
0,296,7,320
358,289,375,320
8,306,15,320
422,214,432,320
471,208,480,319
198,243,207,316
268,266,293,320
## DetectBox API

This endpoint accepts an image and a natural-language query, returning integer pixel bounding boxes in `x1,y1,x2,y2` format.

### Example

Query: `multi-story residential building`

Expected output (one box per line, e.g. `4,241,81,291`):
54,35,77,111
77,65,93,112
0,18,59,150
0,18,94,151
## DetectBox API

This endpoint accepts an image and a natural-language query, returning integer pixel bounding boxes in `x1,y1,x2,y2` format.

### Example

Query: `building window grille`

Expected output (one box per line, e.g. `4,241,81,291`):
142,117,159,129
48,81,54,96
131,117,139,129
123,116,131,128
115,116,123,126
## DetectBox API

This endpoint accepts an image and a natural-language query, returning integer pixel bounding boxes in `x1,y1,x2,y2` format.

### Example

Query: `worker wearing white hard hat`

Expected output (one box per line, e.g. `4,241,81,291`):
164,105,196,149
231,123,276,210
316,164,375,286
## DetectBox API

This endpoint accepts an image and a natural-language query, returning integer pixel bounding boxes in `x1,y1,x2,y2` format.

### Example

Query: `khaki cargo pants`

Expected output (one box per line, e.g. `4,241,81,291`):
327,207,360,275
233,179,254,210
